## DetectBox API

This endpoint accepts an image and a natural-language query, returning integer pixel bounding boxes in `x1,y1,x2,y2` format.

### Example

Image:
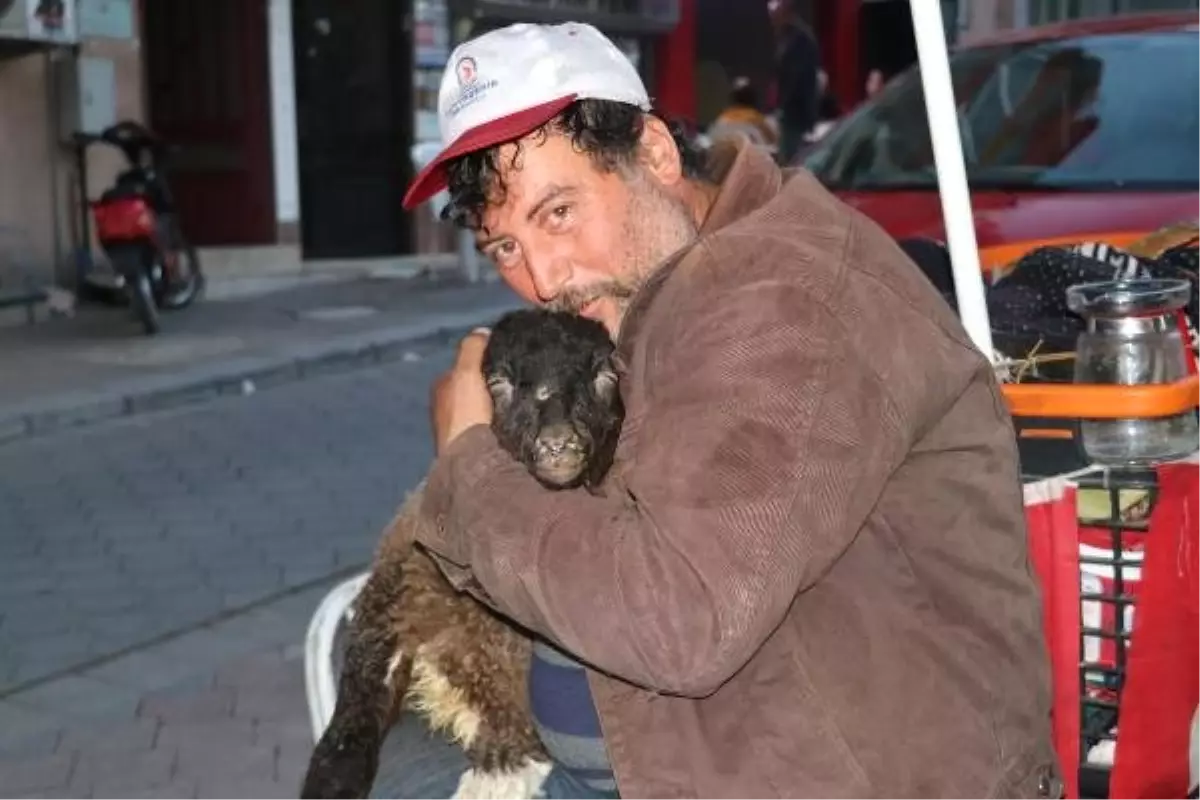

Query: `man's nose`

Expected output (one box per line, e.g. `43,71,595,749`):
528,254,571,303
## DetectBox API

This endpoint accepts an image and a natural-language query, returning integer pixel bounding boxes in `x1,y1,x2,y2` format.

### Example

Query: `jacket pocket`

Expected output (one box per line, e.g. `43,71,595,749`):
987,743,1063,799
750,623,873,798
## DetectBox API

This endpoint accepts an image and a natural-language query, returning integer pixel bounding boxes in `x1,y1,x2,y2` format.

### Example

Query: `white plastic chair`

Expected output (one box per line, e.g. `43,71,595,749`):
1190,705,1199,797
304,571,370,742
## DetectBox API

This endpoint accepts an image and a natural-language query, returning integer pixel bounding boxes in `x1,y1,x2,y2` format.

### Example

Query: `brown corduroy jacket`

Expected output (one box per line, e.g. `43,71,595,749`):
410,141,1061,798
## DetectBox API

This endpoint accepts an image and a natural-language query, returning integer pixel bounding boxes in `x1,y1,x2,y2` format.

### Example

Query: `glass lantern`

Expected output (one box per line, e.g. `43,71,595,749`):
1067,278,1198,465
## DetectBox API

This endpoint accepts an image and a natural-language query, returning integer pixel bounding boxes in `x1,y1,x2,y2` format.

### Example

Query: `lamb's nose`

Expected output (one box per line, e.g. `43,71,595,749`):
536,424,577,456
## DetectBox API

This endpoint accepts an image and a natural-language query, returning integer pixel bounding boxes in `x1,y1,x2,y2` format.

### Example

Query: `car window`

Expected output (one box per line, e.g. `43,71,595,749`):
804,31,1200,191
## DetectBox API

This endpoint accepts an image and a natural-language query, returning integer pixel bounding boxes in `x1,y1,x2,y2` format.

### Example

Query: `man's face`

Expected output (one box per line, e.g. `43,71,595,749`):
474,128,698,339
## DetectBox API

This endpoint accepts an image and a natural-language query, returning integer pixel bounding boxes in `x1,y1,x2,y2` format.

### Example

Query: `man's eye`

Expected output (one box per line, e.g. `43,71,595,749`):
489,242,520,268
546,204,573,227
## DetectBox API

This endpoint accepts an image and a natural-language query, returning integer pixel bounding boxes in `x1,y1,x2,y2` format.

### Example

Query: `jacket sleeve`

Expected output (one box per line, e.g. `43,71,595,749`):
417,279,906,697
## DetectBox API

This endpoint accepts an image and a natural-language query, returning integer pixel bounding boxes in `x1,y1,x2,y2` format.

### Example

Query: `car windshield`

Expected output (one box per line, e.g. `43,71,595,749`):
804,30,1199,192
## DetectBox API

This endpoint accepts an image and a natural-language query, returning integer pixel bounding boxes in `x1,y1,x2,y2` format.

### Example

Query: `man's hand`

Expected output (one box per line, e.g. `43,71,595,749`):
431,328,494,455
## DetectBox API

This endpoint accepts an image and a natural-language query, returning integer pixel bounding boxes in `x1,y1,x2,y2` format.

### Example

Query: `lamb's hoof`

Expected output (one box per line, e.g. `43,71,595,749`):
301,729,379,799
451,759,553,799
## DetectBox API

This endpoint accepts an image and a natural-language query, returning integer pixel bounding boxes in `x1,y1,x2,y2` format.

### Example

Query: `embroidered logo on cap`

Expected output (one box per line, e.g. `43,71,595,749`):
447,54,499,118
455,56,478,87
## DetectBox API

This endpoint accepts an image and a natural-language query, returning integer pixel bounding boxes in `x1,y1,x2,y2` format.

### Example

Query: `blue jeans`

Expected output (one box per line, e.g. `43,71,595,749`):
368,712,618,799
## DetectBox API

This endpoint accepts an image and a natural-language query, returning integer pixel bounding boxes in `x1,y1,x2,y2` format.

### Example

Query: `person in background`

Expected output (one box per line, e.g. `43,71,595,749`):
804,68,842,143
817,69,841,121
709,76,778,148
866,66,888,98
768,0,820,164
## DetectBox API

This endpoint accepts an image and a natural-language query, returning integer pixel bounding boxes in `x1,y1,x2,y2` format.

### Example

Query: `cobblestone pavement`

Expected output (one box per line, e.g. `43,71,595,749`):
0,339,458,798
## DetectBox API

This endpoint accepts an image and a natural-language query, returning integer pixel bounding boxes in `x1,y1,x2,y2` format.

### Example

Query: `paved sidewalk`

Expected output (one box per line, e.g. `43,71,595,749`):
0,581,333,799
0,353,446,694
0,266,519,796
0,270,522,443
0,346,462,798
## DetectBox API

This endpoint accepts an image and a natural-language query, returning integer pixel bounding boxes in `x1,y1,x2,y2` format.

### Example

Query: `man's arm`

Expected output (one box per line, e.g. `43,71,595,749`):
418,280,906,697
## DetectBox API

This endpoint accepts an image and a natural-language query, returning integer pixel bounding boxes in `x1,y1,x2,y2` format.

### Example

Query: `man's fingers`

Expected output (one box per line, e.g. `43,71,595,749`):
455,328,491,367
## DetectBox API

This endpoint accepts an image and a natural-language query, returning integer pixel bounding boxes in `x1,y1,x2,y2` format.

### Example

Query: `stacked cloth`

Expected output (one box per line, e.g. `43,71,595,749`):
987,235,1199,365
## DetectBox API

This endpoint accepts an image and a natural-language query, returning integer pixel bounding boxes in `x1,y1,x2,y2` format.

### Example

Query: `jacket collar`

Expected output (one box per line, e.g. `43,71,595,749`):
614,141,783,369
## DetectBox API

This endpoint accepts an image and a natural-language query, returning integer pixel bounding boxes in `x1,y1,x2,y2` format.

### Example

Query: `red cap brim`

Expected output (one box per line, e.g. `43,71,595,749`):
401,94,579,211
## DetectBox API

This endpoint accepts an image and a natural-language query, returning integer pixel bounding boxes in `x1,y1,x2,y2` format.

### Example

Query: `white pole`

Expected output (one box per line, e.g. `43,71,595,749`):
908,0,996,362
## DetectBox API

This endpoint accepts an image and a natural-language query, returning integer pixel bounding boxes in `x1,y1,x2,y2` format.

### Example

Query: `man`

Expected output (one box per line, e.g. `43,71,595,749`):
391,20,1061,799
866,67,888,98
768,0,821,165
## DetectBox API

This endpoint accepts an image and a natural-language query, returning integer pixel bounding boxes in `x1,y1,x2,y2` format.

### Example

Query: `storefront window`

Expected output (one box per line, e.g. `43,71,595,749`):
1114,0,1199,9
472,0,677,23
942,0,962,44
1030,0,1198,25
805,30,1199,191
414,0,451,143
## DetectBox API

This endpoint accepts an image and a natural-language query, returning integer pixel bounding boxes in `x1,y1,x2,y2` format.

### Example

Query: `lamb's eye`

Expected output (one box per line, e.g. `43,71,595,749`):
487,376,514,407
534,384,552,402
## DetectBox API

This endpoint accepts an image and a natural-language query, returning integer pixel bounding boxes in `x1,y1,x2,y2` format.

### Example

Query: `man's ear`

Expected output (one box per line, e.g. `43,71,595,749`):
639,116,684,187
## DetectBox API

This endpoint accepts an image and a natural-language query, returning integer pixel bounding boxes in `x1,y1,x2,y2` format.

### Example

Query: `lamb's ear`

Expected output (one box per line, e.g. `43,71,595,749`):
593,360,619,400
486,374,514,411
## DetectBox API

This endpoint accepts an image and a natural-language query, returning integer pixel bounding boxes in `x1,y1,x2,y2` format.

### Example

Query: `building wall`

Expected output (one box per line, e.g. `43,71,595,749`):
0,51,58,284
267,0,300,246
0,23,145,287
69,34,147,280
0,0,307,288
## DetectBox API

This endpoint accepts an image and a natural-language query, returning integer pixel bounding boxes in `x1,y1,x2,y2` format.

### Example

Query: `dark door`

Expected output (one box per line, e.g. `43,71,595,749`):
143,0,277,246
292,0,414,259
857,0,917,90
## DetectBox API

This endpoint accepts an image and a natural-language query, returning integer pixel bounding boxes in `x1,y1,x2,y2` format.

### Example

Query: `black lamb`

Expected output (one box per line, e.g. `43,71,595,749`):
301,309,625,799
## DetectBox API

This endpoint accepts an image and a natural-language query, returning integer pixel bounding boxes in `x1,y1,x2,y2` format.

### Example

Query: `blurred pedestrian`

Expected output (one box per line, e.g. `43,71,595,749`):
866,67,887,98
768,0,820,164
708,76,778,148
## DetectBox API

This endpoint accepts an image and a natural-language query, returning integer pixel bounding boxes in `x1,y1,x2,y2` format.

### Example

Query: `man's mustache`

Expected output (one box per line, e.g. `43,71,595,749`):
549,282,638,315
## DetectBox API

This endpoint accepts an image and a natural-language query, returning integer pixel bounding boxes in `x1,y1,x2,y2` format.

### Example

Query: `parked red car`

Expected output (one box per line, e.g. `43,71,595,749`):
802,12,1199,270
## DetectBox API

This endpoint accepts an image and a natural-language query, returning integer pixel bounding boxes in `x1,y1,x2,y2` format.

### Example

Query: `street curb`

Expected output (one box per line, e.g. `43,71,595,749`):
0,302,521,445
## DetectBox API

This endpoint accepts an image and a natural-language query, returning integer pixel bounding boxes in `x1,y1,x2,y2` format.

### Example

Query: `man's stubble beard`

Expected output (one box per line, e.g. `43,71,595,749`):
550,177,699,328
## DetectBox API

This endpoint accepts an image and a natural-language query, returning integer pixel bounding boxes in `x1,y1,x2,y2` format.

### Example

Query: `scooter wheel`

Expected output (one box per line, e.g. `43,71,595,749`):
160,245,204,311
130,272,161,335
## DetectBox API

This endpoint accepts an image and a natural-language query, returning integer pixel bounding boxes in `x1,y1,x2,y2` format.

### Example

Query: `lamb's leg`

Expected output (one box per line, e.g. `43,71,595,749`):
448,698,551,799
453,736,552,800
452,761,552,800
301,560,412,799
436,637,550,800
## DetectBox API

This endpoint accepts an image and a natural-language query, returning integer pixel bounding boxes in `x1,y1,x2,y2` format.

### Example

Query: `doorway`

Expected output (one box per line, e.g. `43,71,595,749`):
292,0,414,259
142,0,277,246
858,0,917,92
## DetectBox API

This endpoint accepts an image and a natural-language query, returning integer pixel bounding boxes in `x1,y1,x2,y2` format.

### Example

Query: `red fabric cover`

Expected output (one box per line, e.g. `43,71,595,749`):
1110,463,1199,798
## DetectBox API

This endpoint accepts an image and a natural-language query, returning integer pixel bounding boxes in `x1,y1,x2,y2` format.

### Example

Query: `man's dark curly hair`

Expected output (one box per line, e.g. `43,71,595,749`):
441,99,710,231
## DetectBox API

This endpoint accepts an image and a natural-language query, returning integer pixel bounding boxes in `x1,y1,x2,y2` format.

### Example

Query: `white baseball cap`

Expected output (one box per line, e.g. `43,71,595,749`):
402,22,651,210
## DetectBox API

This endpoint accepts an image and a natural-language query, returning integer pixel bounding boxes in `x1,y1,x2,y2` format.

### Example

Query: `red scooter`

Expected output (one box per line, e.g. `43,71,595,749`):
75,121,204,335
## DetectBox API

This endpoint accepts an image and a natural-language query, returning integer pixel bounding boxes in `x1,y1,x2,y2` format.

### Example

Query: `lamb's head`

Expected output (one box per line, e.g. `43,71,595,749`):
482,309,624,490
